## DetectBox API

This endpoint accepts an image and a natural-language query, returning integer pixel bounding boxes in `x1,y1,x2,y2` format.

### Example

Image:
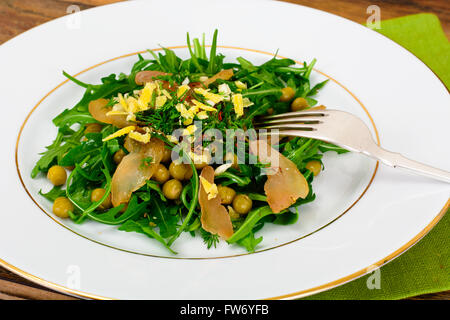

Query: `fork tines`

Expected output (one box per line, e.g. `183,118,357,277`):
254,110,327,131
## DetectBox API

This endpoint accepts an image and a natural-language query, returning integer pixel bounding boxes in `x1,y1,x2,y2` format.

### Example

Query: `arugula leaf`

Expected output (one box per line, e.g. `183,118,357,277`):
66,151,115,222
273,210,299,225
149,197,178,238
158,48,182,73
228,206,285,244
307,79,328,97
31,126,84,178
187,32,204,72
284,138,322,169
236,57,257,72
318,142,349,154
215,171,251,187
39,186,65,202
53,72,135,128
146,180,167,201
187,217,201,232
131,53,153,73
207,29,218,74
52,109,96,127
87,195,145,225
236,232,263,252
119,219,177,254
135,180,167,202
59,132,103,167
247,193,267,202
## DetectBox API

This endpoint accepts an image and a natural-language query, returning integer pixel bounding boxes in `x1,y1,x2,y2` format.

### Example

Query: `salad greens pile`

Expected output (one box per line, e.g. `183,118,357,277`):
33,30,347,254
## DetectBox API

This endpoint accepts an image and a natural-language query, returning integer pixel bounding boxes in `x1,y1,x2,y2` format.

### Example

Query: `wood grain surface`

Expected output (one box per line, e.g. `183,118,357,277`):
0,0,448,300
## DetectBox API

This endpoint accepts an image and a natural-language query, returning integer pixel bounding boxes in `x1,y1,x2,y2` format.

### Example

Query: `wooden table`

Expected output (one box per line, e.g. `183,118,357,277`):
0,0,448,300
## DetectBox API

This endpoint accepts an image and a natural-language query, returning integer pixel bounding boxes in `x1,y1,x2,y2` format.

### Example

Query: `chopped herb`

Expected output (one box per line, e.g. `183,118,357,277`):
200,229,220,249
140,157,153,169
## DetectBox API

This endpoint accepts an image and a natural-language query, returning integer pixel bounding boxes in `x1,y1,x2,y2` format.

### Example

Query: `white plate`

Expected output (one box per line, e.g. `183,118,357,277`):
0,0,448,299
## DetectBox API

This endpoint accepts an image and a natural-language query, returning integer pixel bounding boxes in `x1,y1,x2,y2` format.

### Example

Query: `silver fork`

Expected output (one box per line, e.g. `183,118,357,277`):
254,109,450,183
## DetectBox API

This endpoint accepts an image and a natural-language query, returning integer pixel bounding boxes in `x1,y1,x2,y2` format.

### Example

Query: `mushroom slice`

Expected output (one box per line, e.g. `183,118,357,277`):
88,98,133,128
135,71,169,85
249,139,309,213
202,69,234,87
198,166,234,240
111,137,165,207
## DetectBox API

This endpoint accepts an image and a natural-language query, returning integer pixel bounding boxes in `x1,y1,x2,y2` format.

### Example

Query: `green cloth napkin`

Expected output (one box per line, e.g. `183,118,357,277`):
305,13,450,300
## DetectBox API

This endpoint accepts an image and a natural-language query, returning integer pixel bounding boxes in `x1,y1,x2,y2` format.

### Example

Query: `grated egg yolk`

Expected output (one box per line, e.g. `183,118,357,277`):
200,176,218,200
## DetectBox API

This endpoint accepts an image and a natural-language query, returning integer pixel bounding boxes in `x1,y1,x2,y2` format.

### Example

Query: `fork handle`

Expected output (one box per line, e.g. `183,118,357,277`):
366,146,450,183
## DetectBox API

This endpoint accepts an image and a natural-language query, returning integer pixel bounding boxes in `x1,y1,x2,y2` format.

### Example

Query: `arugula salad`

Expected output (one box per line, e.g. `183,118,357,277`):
32,30,347,254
